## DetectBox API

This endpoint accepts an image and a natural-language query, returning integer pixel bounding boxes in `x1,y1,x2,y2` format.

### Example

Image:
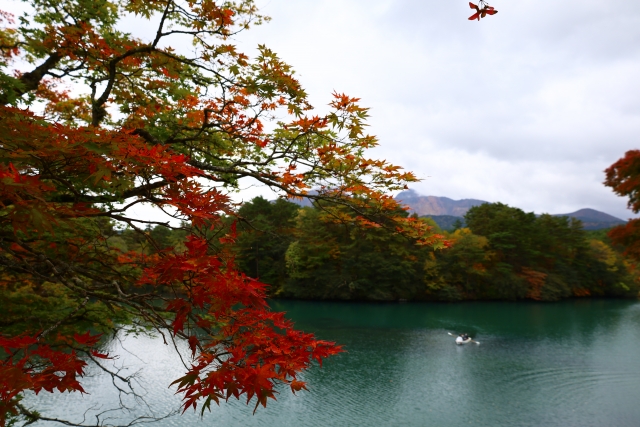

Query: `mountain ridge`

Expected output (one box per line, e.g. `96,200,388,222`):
395,190,626,230
395,190,485,217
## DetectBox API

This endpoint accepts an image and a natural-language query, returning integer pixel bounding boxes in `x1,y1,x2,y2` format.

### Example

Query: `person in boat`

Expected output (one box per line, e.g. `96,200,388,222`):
459,333,470,341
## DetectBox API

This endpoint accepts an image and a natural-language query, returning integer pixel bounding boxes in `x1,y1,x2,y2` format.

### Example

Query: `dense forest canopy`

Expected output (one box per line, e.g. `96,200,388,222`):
231,197,638,302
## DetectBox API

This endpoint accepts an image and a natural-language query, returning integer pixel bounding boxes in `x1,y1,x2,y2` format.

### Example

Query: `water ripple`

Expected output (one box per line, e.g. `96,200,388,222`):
23,300,640,427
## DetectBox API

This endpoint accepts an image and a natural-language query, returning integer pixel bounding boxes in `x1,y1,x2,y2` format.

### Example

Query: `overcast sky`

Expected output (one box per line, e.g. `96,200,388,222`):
228,0,640,219
3,0,639,220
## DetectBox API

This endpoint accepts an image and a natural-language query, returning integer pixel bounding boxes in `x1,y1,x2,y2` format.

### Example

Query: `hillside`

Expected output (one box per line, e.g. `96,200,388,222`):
395,191,626,231
553,208,626,230
395,190,486,216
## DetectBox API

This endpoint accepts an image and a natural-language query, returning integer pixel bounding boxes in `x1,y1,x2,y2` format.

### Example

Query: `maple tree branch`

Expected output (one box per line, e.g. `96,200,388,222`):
16,400,177,427
187,159,283,188
0,52,62,105
132,128,163,145
153,49,238,87
93,46,157,126
45,180,173,204
36,296,90,341
0,1,391,421
0,41,21,51
186,157,403,230
153,0,173,48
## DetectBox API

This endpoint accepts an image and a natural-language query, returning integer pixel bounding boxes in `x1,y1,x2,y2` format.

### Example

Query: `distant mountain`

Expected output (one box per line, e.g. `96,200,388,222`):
287,196,314,208
395,190,486,217
553,208,626,230
395,191,626,231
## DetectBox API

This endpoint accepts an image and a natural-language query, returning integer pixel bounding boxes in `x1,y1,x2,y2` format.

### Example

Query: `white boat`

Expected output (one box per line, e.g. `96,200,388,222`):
455,336,472,345
448,332,480,345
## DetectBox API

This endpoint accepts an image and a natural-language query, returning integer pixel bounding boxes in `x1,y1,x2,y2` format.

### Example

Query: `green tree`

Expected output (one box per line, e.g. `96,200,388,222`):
464,203,534,298
281,205,429,301
464,203,638,300
235,197,299,293
424,228,490,300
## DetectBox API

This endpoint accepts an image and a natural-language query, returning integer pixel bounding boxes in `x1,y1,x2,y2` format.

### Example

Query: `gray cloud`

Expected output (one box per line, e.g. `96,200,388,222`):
2,0,638,220
235,0,640,219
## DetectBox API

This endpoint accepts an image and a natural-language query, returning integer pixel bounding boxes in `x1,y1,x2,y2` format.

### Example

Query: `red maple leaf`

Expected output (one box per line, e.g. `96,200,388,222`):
468,1,498,21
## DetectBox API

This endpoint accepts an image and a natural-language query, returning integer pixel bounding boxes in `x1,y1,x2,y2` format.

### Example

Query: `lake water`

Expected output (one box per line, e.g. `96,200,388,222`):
26,299,640,426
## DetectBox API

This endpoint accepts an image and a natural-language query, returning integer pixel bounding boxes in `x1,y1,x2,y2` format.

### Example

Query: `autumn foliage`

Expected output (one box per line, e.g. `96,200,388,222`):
604,150,640,260
0,0,442,425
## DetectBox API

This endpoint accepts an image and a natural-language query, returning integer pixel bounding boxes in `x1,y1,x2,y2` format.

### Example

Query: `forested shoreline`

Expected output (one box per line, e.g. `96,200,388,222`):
114,197,639,303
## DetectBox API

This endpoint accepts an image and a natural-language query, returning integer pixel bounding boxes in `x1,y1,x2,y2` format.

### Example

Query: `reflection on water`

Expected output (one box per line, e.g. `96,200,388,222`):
26,299,640,427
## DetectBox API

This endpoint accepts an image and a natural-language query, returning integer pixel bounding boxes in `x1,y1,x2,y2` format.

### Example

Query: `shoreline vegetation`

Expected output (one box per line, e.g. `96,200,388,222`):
115,197,639,303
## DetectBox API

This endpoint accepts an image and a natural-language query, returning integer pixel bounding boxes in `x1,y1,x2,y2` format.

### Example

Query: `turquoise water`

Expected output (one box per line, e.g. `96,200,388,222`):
26,299,640,426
